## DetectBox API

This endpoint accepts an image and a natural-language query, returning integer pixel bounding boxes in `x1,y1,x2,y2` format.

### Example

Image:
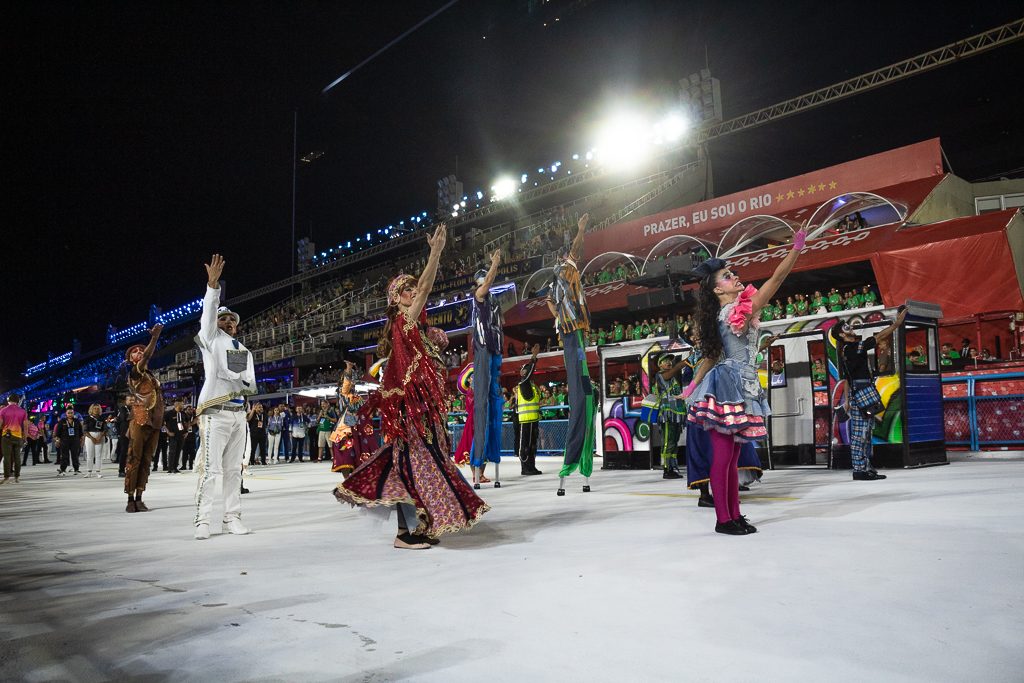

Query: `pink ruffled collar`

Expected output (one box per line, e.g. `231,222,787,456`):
727,285,759,335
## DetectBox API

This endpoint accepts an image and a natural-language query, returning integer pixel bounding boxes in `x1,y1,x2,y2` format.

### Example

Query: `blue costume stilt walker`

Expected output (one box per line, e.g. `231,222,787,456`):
470,249,505,489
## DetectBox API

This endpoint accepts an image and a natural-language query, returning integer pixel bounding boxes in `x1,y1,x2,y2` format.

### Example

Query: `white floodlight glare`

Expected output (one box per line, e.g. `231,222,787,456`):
491,176,516,201
655,112,689,143
521,173,528,183
593,113,650,169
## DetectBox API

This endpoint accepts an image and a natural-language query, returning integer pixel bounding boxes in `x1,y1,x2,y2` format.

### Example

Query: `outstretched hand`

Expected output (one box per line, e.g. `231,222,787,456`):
577,212,590,233
149,323,164,338
531,343,541,357
793,229,807,251
490,248,501,267
206,254,226,287
426,223,447,253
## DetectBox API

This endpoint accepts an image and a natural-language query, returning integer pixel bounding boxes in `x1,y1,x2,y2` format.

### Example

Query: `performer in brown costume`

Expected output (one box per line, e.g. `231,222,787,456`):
123,324,164,512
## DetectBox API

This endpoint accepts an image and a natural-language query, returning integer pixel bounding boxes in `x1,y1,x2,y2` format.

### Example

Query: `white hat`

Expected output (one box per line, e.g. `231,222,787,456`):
217,306,240,324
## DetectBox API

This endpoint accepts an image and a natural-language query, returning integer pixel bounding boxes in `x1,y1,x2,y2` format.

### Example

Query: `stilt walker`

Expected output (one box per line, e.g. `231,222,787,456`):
683,229,806,535
470,249,505,489
546,213,595,496
511,344,543,475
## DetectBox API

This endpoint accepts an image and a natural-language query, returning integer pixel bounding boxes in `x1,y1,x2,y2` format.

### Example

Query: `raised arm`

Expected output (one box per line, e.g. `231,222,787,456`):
570,213,589,261
680,356,716,398
137,324,163,372
751,229,806,313
200,254,226,345
873,308,907,342
474,249,502,301
408,223,447,320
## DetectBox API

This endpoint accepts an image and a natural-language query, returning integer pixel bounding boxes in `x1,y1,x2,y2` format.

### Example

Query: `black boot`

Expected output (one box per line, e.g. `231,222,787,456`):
662,468,682,479
697,483,714,507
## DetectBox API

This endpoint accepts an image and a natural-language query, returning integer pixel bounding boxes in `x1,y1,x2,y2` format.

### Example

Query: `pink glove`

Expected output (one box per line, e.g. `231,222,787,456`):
793,230,807,251
680,381,696,399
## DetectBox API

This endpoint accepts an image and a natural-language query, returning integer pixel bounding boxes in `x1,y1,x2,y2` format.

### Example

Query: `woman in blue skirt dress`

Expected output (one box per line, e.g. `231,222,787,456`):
681,229,806,535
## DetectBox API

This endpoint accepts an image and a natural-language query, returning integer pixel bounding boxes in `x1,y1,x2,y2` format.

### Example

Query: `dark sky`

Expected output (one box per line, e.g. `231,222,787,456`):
4,1,1023,389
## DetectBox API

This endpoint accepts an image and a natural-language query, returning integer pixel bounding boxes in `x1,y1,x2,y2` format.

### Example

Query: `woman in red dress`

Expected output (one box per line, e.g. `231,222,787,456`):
334,224,489,549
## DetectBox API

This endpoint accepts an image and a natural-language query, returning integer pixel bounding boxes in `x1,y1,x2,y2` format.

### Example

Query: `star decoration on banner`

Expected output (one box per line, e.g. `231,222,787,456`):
776,193,784,202
829,180,838,190
818,183,826,191
787,190,795,199
807,184,816,194
797,188,805,197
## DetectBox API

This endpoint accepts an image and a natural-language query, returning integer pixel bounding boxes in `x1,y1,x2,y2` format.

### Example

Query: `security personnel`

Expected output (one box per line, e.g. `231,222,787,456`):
511,344,542,475
192,254,256,540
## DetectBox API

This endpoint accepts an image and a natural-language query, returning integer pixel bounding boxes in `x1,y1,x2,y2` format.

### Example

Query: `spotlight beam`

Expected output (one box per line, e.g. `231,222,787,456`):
321,0,460,96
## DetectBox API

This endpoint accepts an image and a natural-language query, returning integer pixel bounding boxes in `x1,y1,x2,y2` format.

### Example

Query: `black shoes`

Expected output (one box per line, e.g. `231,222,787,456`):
738,485,750,491
697,496,715,508
736,515,757,533
715,519,748,535
521,468,543,475
853,470,887,480
240,487,250,494
662,469,682,479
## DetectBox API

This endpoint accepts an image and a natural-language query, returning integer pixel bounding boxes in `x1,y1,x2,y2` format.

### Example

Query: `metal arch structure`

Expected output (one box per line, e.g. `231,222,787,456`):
696,18,1024,145
640,235,717,275
805,192,907,239
717,215,801,259
520,267,555,302
580,252,643,279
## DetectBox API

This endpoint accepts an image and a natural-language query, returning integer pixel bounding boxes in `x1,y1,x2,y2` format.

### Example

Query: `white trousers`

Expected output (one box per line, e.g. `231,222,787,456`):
84,435,105,474
194,410,248,526
267,432,282,460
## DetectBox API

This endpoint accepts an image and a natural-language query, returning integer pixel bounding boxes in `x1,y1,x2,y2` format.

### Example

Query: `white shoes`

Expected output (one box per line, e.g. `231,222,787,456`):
224,519,251,535
84,472,92,478
95,473,103,478
194,523,211,540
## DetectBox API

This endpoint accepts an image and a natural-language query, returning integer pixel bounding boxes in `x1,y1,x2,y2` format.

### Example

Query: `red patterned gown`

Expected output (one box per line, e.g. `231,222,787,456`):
334,311,489,537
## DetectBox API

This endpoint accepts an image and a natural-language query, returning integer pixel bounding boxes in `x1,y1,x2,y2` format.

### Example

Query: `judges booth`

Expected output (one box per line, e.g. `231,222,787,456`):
762,300,947,470
597,337,693,469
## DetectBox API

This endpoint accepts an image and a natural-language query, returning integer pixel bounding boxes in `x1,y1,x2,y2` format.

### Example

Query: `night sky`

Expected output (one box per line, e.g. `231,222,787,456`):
4,1,1023,389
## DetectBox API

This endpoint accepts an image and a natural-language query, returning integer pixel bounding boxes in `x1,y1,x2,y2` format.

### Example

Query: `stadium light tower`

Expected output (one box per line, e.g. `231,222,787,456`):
491,176,516,201
593,112,651,169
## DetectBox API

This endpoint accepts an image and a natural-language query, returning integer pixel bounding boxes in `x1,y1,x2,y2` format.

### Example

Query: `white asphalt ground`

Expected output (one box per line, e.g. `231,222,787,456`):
1,452,1021,683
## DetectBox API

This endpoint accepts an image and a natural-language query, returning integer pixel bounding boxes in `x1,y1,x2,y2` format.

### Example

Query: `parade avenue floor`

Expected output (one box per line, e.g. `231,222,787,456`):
1,453,1021,682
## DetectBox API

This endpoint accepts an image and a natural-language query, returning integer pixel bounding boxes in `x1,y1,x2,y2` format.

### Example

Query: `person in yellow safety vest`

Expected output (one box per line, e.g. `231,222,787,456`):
510,344,543,476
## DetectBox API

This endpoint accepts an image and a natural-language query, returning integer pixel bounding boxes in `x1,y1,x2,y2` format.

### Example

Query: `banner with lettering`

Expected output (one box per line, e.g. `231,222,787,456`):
584,138,943,258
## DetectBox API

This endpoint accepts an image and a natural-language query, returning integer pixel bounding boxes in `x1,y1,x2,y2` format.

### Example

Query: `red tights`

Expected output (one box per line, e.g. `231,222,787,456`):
709,430,742,524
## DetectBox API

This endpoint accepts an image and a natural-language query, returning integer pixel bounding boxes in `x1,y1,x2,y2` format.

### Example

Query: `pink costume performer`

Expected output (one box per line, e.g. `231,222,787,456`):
453,363,474,466
334,255,489,547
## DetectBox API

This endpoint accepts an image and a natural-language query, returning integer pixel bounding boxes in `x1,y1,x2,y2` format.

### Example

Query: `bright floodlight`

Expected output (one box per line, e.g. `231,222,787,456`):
594,113,650,169
656,113,689,142
491,177,516,201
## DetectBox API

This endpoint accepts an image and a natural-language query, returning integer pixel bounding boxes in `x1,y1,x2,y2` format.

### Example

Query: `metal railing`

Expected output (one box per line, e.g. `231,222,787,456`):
942,371,1024,450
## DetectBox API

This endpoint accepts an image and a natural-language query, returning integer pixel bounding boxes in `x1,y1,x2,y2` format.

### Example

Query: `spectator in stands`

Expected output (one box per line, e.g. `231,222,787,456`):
795,293,809,317
812,358,827,386
811,290,827,314
960,338,971,359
